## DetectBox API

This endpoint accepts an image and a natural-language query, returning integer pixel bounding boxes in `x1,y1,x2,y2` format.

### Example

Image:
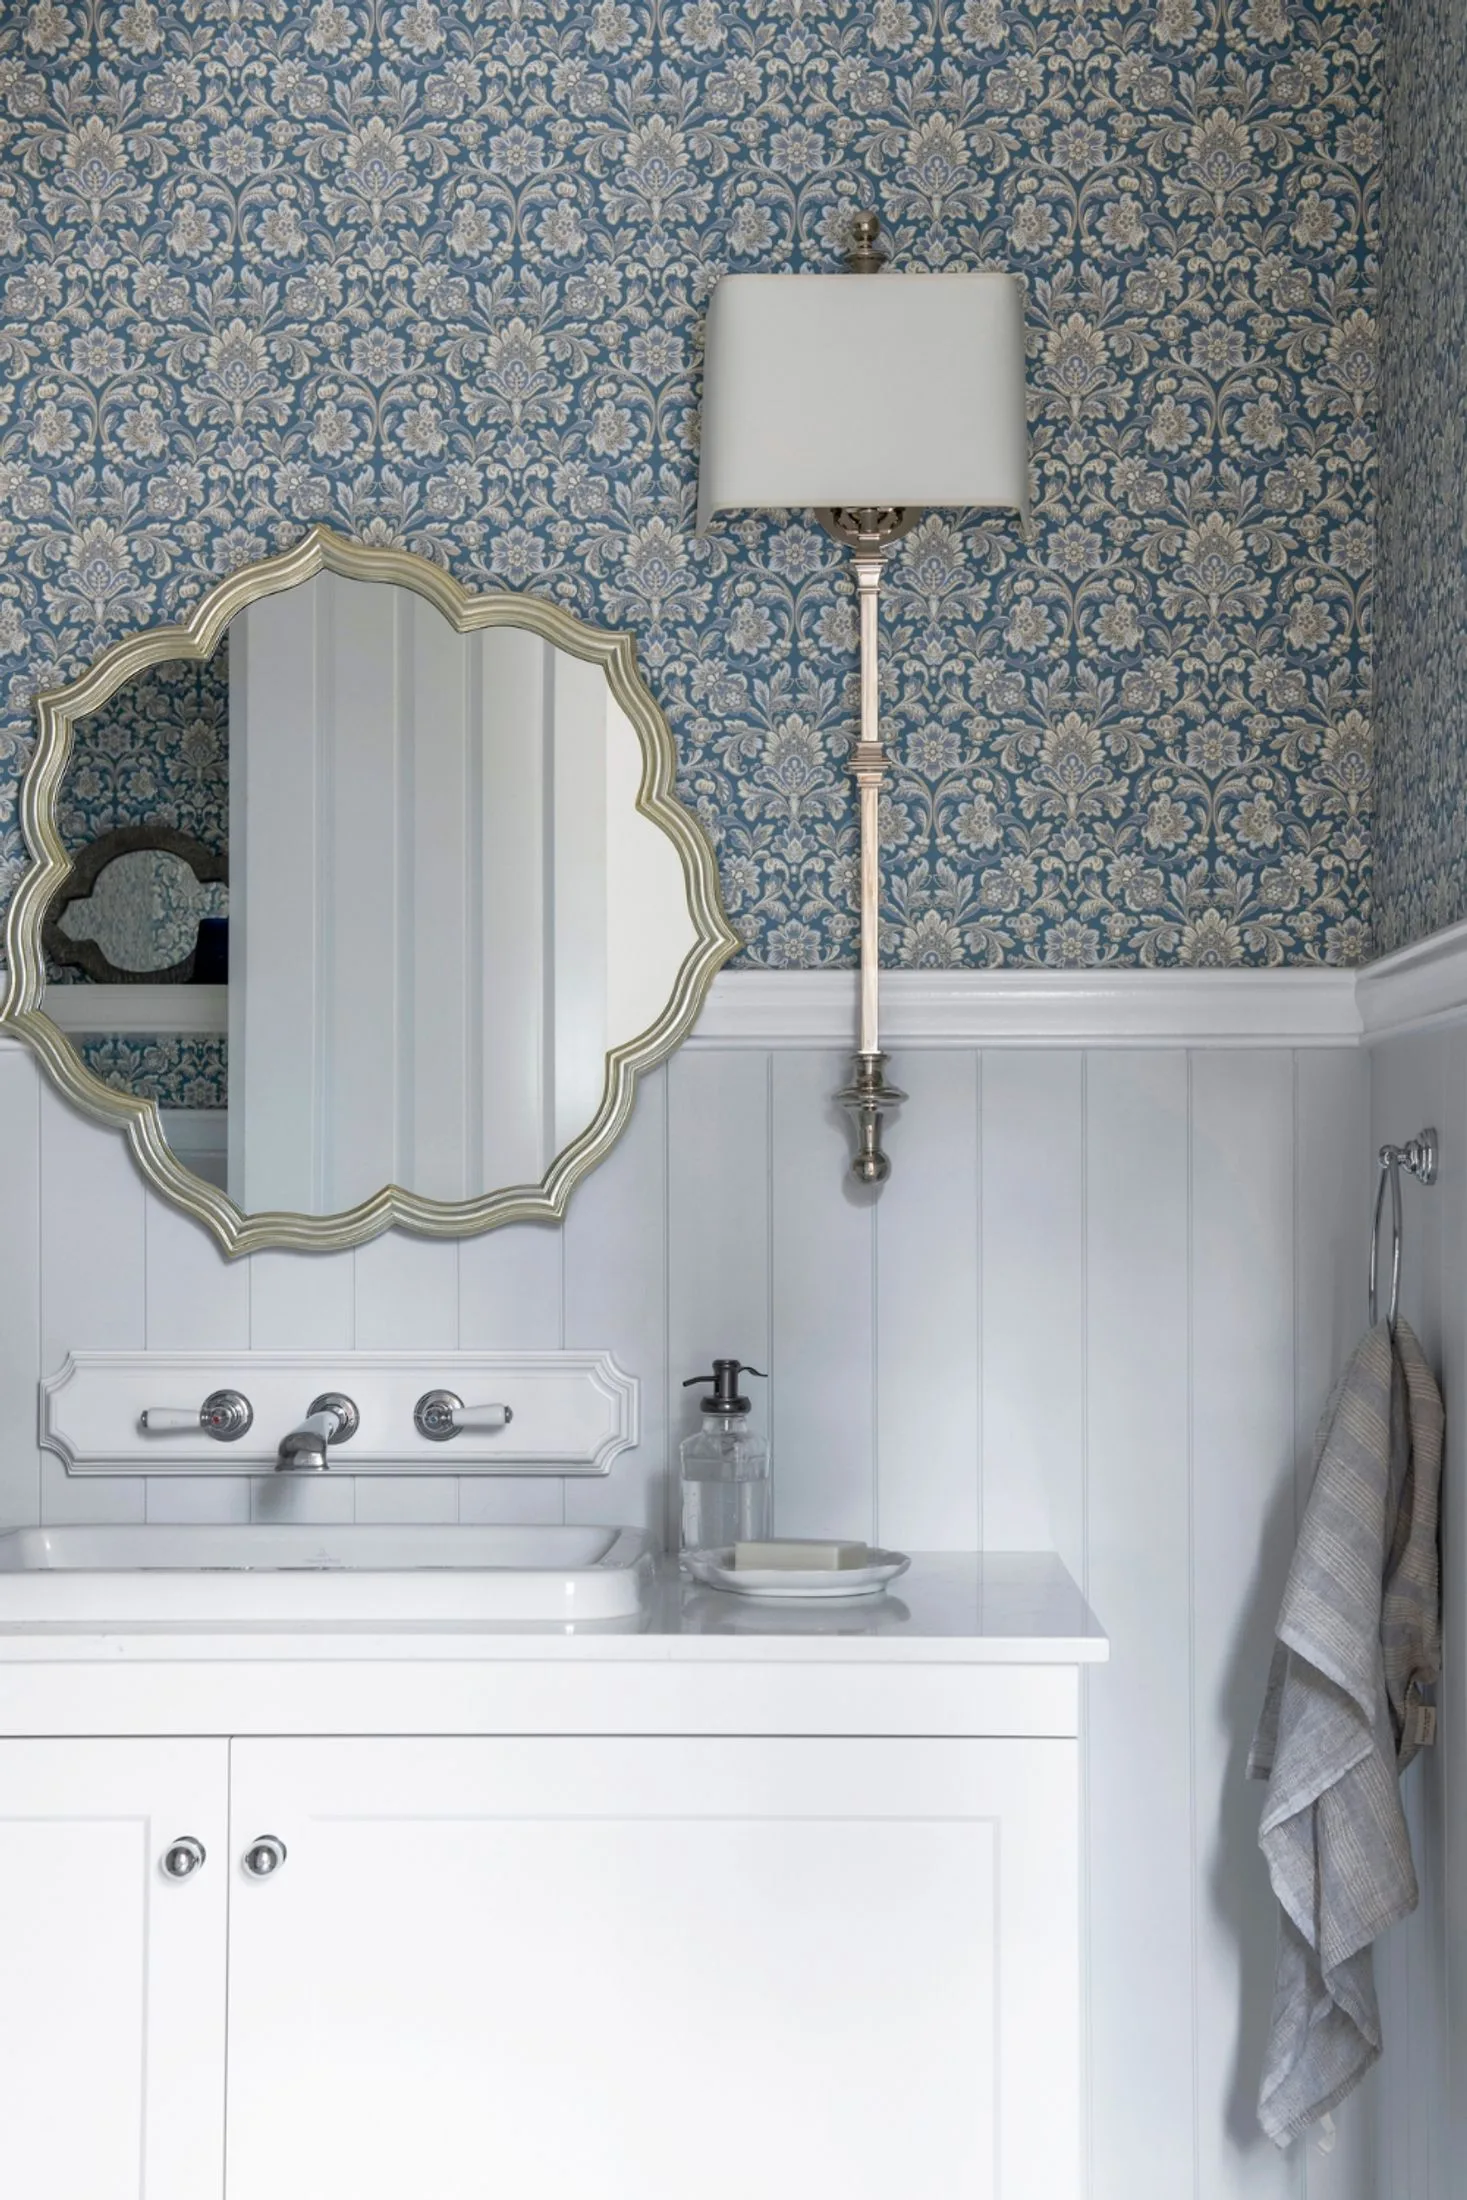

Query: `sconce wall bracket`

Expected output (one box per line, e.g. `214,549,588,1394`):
836,1052,908,1187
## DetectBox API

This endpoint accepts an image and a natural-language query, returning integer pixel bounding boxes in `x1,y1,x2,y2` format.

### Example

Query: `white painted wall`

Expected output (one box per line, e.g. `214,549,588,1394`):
0,1024,1375,2198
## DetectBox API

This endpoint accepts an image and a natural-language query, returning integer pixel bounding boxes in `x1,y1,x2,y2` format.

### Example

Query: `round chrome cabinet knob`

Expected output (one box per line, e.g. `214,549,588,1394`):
161,1836,206,1880
242,1835,288,1879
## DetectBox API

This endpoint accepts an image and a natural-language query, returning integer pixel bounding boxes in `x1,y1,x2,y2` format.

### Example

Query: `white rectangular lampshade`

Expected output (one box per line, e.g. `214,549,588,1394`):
696,271,1030,532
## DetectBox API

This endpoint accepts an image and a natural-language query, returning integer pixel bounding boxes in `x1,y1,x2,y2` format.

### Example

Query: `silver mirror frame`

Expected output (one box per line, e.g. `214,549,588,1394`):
1,526,739,1257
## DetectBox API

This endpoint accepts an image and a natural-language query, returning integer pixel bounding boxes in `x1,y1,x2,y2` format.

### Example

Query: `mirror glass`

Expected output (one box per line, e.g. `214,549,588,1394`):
56,848,227,978
23,543,731,1241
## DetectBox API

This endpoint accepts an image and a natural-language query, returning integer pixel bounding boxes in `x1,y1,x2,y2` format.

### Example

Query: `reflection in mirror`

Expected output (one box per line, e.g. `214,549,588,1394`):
63,648,228,845
228,570,696,1213
52,841,228,981
23,541,728,1243
48,644,229,992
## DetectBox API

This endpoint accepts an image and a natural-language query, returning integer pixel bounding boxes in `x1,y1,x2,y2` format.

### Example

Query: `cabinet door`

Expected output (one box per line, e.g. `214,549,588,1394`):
226,1736,1078,2200
0,1737,229,2200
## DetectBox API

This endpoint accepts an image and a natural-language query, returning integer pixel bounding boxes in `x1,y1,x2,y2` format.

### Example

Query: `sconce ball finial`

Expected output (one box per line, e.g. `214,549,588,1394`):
845,210,888,275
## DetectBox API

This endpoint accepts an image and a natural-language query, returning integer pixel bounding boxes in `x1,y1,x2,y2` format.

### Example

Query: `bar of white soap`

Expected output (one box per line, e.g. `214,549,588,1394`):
733,1539,870,1571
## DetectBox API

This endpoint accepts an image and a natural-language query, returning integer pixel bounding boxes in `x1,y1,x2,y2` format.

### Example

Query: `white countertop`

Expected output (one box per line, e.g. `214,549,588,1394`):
650,1551,1107,1662
0,1553,1106,1666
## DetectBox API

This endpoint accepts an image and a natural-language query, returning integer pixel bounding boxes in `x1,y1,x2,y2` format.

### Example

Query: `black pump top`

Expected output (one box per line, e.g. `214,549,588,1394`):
683,1358,767,1415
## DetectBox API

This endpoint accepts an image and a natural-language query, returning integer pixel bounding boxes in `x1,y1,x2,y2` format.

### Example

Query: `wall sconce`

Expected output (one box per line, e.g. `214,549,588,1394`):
698,212,1030,1184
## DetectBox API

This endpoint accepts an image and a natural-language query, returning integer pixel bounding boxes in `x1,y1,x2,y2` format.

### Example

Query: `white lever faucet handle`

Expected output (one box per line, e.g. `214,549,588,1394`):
413,1390,514,1442
140,1390,254,1441
454,1404,512,1433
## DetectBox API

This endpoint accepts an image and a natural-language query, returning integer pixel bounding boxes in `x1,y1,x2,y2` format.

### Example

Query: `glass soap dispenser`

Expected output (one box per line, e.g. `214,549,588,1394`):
679,1359,770,1555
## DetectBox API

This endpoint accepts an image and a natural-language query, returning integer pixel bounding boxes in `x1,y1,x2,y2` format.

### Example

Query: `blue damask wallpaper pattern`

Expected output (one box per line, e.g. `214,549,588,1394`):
75,1028,226,1108
47,641,229,993
61,644,229,860
1373,0,1467,954
0,0,1379,969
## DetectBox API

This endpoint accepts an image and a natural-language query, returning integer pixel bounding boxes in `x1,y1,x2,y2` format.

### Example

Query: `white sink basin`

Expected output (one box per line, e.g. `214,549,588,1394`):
0,1524,653,1624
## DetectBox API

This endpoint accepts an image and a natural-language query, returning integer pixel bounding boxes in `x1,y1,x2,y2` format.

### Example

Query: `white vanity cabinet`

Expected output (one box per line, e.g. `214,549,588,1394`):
0,1738,229,2200
0,1557,1102,2200
224,1734,1077,2200
0,1729,1078,2200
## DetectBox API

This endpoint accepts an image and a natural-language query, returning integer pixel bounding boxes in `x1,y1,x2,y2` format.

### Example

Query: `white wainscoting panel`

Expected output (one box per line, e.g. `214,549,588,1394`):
874,1049,980,1553
0,1030,1377,2199
457,1222,567,1528
142,1166,253,1525
1191,1052,1298,2200
666,1049,771,1549
1083,1050,1194,2195
0,1049,41,1536
562,1055,668,1539
351,1232,462,1522
770,1052,877,1542
980,1049,1085,1556
40,1067,148,1528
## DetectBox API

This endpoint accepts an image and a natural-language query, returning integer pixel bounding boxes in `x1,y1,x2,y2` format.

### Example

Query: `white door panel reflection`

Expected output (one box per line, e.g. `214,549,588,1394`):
231,571,695,1214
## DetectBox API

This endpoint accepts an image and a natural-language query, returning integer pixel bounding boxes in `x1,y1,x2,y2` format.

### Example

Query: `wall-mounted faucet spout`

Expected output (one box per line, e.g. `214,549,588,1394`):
275,1413,337,1473
276,1391,359,1472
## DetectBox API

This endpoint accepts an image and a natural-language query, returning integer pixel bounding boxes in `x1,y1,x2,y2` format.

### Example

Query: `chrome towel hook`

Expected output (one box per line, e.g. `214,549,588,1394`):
1369,1128,1438,1327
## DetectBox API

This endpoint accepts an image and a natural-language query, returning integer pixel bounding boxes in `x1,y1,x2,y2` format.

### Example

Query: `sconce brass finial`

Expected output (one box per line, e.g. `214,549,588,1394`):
845,210,888,275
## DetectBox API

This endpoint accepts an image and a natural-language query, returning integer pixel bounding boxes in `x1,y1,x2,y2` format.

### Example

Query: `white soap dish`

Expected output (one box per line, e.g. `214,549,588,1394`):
683,1547,911,1600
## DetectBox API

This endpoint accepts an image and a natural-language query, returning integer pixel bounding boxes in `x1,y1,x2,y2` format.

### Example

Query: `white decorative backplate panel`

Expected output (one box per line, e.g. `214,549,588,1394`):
41,1352,637,1477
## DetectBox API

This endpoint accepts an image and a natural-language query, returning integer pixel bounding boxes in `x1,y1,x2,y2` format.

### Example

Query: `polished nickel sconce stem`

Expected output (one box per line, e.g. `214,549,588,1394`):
815,215,912,1184
852,548,884,1063
816,517,911,1183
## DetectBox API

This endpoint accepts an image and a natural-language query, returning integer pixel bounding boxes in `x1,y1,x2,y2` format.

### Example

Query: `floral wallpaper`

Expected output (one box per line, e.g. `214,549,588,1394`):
74,1029,226,1109
48,645,230,1105
60,643,229,860
0,0,1379,973
1373,0,1467,954
47,640,228,998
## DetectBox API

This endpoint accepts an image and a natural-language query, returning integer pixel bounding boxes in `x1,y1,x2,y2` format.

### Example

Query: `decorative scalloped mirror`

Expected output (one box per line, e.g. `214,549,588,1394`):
1,528,736,1256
